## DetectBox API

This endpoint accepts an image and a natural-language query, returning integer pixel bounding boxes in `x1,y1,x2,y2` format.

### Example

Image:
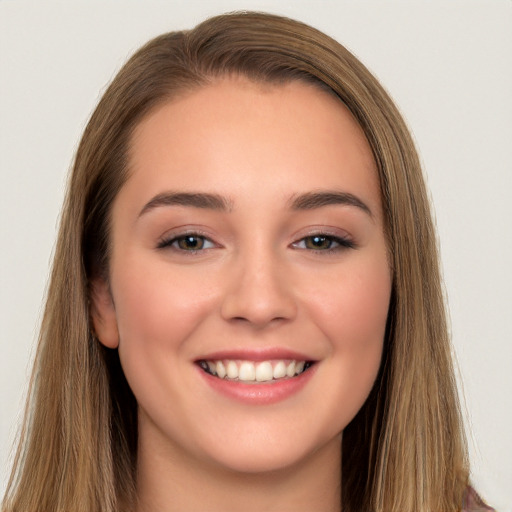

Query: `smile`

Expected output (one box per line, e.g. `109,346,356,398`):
197,359,314,382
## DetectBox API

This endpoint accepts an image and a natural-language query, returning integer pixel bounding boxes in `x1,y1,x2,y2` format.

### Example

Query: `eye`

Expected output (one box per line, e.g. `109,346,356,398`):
292,234,355,252
157,233,216,251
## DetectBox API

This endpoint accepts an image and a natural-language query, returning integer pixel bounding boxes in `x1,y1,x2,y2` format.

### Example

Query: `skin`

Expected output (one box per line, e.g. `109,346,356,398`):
92,77,391,512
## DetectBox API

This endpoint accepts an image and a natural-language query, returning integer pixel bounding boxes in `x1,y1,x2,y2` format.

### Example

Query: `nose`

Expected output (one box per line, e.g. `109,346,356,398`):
220,249,297,328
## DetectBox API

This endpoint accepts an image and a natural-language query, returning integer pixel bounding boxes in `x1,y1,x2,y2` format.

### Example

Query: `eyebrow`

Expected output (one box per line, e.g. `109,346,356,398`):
139,192,232,216
288,190,372,216
138,189,372,217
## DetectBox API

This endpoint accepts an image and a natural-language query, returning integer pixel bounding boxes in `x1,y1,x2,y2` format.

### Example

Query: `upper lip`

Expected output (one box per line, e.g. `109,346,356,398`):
196,348,317,362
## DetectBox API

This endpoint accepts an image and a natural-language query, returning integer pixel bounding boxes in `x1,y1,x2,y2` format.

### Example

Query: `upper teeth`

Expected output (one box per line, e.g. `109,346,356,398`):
202,360,308,382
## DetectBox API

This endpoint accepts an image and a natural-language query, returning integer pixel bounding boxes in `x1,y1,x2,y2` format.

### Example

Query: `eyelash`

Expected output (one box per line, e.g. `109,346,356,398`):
291,234,355,252
157,232,216,252
157,232,355,254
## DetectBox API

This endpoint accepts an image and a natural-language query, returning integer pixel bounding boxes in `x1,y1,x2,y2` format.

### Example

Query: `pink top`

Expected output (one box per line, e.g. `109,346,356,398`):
463,487,495,511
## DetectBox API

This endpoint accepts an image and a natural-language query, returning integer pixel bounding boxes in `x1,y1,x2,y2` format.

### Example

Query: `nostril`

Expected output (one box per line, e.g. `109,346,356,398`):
228,314,290,327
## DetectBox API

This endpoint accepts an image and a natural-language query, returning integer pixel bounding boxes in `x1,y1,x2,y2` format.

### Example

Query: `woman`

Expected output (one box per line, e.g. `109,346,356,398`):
1,11,493,512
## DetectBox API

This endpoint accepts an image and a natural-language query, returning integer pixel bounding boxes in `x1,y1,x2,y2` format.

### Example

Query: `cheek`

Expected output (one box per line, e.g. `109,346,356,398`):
109,257,219,370
307,254,391,349
304,253,391,421
108,259,223,433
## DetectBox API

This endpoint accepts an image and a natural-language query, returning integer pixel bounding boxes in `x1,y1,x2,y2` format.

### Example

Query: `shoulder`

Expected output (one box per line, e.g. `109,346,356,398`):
463,486,495,512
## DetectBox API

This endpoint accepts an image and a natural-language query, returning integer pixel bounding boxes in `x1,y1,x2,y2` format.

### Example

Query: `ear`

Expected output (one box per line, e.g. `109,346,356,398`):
90,278,119,349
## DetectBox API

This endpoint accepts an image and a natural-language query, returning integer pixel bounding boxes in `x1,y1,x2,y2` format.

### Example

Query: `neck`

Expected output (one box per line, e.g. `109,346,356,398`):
135,426,342,512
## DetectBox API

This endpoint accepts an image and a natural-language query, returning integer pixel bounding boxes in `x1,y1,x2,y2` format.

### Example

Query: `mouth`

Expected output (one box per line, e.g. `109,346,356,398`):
196,359,315,383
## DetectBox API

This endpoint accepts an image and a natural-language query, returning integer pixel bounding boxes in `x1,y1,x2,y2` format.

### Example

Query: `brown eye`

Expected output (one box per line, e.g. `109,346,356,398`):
176,235,206,250
292,234,355,252
157,234,215,251
304,235,333,250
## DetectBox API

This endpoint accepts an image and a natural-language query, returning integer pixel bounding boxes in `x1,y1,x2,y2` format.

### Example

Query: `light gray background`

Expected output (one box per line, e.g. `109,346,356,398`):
1,1,511,510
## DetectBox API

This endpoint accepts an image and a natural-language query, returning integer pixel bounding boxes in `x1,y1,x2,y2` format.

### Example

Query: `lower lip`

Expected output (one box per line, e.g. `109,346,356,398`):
197,365,317,405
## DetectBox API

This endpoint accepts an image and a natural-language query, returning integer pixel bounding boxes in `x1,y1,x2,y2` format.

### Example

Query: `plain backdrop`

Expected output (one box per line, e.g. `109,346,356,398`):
1,1,511,510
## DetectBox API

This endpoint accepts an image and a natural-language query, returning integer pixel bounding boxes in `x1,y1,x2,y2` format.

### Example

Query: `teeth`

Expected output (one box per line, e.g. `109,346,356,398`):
207,361,217,375
239,362,256,381
255,361,273,382
216,361,226,379
201,359,311,382
226,361,238,379
273,361,286,379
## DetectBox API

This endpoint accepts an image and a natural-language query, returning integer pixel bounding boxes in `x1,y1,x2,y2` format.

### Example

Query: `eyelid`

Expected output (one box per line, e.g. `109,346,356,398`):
155,226,355,253
290,227,356,252
156,228,218,251
292,235,355,251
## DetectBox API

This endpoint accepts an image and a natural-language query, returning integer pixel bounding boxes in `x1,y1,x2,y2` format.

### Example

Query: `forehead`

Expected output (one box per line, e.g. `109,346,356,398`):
121,76,381,218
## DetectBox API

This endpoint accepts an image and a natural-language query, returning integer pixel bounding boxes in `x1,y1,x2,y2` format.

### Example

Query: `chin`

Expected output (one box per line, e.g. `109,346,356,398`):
207,449,310,475
198,428,341,476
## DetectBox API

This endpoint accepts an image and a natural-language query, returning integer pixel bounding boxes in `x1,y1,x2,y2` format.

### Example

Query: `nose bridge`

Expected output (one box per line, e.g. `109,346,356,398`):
220,239,297,327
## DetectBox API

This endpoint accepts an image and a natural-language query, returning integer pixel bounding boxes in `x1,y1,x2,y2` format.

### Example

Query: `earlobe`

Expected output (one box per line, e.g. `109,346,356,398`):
90,278,119,349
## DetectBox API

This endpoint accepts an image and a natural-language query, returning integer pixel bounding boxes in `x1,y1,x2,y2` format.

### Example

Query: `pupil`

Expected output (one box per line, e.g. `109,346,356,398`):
309,236,329,249
180,236,203,250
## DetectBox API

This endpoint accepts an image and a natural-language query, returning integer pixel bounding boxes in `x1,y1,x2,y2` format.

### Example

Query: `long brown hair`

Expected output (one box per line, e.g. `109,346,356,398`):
2,11,468,512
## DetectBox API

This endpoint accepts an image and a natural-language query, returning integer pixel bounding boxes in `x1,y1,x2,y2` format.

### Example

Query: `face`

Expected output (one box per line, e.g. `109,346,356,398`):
92,77,391,474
